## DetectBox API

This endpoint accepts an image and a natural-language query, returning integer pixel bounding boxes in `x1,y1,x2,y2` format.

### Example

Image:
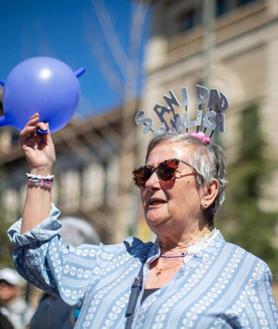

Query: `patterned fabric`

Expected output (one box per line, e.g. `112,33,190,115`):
8,205,278,329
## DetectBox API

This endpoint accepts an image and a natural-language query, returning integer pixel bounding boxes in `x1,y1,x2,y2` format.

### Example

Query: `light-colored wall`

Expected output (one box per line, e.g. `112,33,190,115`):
141,0,278,210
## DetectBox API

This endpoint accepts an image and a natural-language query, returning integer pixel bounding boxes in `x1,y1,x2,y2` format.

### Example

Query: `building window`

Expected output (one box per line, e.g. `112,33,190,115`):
11,130,20,146
216,0,229,17
81,163,105,210
215,0,258,18
3,188,19,218
236,0,256,6
105,157,119,205
60,170,81,212
178,10,197,32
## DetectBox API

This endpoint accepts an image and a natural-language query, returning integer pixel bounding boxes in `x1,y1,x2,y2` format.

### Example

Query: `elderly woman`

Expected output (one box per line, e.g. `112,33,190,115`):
8,113,278,328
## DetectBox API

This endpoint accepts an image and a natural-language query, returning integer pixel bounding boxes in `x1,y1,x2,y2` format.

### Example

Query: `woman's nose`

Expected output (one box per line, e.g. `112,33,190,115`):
144,170,160,188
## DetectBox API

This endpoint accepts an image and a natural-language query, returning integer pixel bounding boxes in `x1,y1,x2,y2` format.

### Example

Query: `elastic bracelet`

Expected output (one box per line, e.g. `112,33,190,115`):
26,173,55,181
26,172,54,191
27,179,53,190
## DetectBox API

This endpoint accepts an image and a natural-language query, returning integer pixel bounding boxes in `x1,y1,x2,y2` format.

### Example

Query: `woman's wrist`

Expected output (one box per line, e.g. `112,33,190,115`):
26,171,55,191
30,166,54,176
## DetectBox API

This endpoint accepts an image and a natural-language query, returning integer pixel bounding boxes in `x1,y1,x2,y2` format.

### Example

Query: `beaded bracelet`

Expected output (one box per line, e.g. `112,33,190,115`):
26,173,54,191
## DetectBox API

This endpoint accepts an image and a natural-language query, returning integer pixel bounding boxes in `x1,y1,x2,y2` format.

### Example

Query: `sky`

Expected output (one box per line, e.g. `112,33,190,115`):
0,0,150,119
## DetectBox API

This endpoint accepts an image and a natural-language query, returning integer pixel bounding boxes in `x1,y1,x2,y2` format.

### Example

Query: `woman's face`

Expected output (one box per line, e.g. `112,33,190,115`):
141,141,205,234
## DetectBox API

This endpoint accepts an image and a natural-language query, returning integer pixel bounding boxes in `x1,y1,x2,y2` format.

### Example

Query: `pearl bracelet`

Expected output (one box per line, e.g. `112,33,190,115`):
26,173,54,181
26,173,54,191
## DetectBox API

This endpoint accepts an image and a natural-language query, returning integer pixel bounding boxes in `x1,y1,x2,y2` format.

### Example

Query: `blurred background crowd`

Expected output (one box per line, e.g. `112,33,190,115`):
0,0,277,327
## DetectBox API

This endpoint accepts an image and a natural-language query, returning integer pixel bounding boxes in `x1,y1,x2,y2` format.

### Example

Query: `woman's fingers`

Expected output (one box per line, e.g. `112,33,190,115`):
19,114,56,170
20,114,43,152
29,112,39,121
36,122,49,149
26,113,39,128
36,121,48,131
30,112,39,118
20,125,36,137
20,114,40,138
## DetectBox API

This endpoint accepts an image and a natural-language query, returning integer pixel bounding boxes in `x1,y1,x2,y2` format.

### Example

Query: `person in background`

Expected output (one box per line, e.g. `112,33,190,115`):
0,310,14,329
29,292,74,329
0,268,33,329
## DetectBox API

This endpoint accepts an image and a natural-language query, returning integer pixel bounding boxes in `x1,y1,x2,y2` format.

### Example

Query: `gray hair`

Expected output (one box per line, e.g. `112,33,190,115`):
145,134,228,228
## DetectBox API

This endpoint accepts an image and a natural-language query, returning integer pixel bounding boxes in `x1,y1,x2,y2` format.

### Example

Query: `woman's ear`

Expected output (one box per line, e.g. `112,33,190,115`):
201,179,220,209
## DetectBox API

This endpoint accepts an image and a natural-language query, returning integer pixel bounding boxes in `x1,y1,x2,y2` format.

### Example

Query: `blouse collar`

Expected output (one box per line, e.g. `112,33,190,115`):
146,229,224,264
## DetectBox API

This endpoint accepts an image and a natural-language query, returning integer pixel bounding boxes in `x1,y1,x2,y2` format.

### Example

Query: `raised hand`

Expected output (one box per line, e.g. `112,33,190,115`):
20,113,56,174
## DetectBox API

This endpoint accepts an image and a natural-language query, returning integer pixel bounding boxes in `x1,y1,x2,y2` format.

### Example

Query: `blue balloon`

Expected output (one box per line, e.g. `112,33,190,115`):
0,57,85,132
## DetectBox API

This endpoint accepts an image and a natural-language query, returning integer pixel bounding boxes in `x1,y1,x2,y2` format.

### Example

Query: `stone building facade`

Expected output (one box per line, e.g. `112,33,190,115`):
141,0,278,211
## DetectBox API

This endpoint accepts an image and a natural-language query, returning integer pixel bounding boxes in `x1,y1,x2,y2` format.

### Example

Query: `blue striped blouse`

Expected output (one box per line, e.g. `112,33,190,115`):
8,205,278,328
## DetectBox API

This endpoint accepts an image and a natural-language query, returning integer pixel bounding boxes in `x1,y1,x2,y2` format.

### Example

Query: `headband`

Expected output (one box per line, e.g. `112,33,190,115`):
135,85,229,144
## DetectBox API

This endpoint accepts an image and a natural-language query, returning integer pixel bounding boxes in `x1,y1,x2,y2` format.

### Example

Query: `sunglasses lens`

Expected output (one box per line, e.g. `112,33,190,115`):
157,159,180,181
133,166,152,187
133,159,181,187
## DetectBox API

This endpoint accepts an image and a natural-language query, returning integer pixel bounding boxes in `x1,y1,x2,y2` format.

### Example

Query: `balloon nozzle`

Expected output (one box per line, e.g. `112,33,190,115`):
36,127,49,135
75,67,86,78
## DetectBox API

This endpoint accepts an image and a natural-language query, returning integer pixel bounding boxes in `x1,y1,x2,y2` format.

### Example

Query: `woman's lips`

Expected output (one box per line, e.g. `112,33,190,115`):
148,198,167,206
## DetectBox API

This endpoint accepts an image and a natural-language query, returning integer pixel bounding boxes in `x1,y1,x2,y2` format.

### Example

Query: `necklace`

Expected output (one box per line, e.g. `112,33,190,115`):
154,266,173,276
160,252,187,258
160,246,189,258
153,261,183,277
152,255,184,277
157,229,213,258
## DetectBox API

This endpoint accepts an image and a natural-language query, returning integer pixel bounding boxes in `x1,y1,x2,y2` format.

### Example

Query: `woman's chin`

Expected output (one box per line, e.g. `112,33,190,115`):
145,210,169,229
